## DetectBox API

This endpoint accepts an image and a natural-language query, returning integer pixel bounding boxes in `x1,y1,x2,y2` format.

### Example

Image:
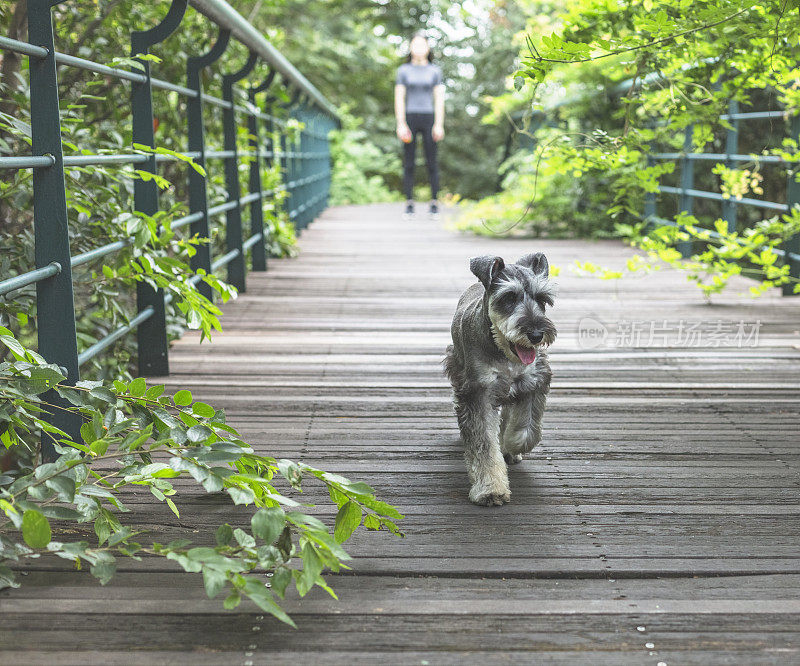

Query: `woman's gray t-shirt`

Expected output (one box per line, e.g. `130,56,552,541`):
396,62,443,114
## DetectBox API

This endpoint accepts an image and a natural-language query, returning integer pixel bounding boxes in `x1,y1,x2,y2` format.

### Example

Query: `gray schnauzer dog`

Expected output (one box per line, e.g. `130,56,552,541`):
444,253,556,506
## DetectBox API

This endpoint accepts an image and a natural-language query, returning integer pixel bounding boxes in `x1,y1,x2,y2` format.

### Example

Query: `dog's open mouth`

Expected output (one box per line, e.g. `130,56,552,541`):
513,343,537,365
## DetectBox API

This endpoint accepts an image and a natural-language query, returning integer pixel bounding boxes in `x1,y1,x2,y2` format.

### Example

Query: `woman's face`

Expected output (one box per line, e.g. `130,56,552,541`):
409,35,430,59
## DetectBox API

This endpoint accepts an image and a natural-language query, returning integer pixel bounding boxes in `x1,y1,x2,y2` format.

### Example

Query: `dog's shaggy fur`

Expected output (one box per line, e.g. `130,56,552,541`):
444,253,556,506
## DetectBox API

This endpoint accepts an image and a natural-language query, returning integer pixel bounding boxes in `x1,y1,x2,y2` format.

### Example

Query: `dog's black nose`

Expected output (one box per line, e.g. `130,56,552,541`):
528,331,544,345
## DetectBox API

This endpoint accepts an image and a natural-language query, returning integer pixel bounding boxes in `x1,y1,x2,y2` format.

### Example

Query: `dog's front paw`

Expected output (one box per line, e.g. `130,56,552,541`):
503,452,523,465
469,483,511,506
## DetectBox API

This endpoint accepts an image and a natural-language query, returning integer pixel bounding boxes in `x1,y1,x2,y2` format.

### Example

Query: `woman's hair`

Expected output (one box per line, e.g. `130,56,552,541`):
404,31,434,63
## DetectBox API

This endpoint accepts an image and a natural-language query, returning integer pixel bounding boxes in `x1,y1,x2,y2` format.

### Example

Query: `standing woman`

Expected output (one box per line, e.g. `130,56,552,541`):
395,31,445,220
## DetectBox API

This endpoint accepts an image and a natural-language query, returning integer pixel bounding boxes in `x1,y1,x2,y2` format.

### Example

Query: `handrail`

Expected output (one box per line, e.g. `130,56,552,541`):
188,0,339,121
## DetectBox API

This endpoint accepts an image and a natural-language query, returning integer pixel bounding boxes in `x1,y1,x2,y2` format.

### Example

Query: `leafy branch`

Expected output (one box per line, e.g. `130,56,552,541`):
0,330,403,625
524,4,755,70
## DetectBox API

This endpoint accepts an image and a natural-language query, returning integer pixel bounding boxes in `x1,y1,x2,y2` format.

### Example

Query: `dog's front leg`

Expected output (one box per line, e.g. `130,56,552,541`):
454,389,510,506
501,360,551,464
500,392,546,464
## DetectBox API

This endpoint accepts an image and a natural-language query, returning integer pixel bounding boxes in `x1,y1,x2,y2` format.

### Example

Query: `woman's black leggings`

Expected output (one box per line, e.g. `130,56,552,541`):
402,111,439,200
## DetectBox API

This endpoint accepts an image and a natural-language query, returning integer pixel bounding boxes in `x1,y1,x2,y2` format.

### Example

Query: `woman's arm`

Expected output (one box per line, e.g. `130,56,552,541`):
432,83,445,142
395,84,411,141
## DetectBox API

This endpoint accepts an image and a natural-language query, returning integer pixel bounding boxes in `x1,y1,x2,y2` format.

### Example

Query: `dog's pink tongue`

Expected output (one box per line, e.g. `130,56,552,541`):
514,344,537,365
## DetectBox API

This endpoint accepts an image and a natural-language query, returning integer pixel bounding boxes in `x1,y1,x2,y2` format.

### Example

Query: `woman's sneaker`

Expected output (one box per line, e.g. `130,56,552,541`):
428,201,440,220
402,201,415,220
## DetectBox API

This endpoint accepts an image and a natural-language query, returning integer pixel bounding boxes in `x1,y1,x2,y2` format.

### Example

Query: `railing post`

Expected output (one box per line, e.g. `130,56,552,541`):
305,102,316,226
221,51,257,293
311,110,321,219
722,99,739,234
283,89,301,227
131,0,187,377
324,114,334,210
186,28,231,302
677,124,694,258
783,113,800,296
279,111,290,223
27,0,81,460
324,113,334,213
248,70,276,272
296,101,308,229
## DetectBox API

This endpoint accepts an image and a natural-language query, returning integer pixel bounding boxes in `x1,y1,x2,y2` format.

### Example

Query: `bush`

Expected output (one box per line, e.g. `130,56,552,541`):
329,109,402,205
453,137,629,239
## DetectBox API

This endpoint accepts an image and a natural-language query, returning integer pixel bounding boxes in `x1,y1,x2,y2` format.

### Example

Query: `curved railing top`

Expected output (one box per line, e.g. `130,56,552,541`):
189,0,339,120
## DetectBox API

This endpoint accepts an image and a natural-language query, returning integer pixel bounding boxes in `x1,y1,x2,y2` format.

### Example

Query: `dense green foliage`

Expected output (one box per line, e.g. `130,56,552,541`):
245,0,530,202
465,0,800,297
329,109,402,206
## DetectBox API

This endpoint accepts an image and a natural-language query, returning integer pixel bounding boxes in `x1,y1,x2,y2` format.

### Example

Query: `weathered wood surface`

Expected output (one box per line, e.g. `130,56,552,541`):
3,201,800,664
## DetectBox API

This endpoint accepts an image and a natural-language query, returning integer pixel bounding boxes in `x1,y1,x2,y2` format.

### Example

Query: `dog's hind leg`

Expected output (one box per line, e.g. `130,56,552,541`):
500,392,546,464
454,390,510,506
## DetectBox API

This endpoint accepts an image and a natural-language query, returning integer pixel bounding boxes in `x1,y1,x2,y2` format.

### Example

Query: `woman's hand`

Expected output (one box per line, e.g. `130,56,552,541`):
397,123,412,143
432,123,445,142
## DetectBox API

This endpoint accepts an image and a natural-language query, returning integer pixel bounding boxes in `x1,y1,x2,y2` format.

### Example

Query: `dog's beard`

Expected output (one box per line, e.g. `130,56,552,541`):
489,315,555,366
490,322,544,365
490,322,519,363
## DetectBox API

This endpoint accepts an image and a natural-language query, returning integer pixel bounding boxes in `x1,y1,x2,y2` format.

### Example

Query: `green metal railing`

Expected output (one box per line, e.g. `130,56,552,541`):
0,0,339,459
521,73,800,294
644,105,800,293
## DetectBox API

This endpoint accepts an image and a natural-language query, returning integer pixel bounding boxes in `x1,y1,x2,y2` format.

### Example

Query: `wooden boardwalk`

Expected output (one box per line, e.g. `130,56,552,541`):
3,202,800,664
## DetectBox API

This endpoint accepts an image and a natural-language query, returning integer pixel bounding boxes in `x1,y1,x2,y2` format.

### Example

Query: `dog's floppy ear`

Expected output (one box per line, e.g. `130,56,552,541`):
517,252,549,278
470,255,505,290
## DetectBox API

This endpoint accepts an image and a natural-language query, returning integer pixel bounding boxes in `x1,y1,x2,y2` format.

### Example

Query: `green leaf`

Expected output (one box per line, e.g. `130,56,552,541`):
192,401,216,418
0,564,19,590
89,439,110,457
203,568,227,599
145,384,165,399
243,577,295,627
363,514,381,530
186,424,213,443
341,481,374,497
90,558,117,585
334,501,362,543
362,498,404,519
94,511,114,546
277,459,303,489
223,588,241,609
89,387,117,404
166,497,180,518
234,528,256,549
22,510,51,549
0,334,26,360
173,390,192,406
107,527,133,547
45,476,76,502
128,377,146,397
296,542,323,597
227,486,255,505
251,507,285,545
185,308,202,329
215,523,233,546
270,567,291,599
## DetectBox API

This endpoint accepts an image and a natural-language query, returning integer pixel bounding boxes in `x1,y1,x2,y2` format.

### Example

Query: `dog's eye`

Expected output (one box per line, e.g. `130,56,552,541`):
494,291,518,310
536,295,553,310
